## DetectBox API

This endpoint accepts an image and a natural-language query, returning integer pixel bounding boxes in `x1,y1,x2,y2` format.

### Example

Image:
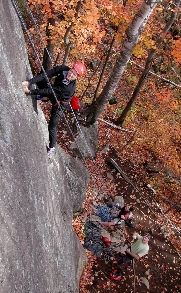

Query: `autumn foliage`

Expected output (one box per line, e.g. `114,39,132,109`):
25,0,181,228
21,0,181,291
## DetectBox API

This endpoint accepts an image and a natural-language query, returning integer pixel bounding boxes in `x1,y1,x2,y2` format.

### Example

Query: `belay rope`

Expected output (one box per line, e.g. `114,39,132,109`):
11,0,110,198
23,0,54,67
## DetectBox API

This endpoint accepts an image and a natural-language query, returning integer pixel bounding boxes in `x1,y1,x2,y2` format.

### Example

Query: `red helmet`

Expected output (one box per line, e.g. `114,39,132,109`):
72,62,86,77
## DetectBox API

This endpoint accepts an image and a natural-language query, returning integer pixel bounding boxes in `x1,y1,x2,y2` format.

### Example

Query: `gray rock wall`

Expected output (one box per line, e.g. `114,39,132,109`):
0,0,89,292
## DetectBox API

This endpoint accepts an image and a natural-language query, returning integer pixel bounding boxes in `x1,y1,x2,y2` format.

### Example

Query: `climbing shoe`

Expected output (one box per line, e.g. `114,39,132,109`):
47,147,55,155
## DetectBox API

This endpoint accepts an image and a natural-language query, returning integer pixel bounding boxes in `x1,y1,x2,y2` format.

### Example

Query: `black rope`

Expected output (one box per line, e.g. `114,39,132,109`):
23,0,54,67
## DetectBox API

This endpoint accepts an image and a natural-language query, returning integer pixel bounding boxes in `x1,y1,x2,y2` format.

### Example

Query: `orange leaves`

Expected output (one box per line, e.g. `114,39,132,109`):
153,87,179,110
155,88,171,104
171,37,181,65
130,80,181,176
27,0,156,61
170,98,179,110
92,29,105,44
151,83,178,109
133,43,146,58
28,0,40,5
133,33,156,58
42,3,51,13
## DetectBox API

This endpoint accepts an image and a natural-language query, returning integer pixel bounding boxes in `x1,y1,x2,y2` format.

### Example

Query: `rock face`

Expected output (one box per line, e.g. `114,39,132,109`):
69,123,98,158
0,1,89,292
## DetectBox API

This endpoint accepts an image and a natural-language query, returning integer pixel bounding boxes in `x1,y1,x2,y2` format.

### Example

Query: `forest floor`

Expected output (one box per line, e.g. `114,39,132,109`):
40,101,181,293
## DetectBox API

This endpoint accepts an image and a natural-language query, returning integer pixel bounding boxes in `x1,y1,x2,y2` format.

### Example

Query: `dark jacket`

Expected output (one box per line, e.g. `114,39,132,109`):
29,65,76,105
118,207,131,220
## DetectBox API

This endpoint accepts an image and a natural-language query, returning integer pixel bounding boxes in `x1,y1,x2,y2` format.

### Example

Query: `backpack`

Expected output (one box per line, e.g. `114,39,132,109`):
109,268,123,281
102,236,111,246
70,96,81,110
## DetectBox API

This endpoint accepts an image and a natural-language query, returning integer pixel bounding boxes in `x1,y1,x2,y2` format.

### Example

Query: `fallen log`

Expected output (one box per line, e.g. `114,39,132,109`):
98,118,134,132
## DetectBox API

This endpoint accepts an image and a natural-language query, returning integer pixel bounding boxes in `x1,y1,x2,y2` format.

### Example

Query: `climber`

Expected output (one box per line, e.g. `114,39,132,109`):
22,62,86,155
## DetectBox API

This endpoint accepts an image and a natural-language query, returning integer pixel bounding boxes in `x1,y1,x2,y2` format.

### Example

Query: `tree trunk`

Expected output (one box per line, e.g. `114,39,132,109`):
116,0,181,125
63,43,72,65
42,18,55,70
93,33,116,101
42,2,56,70
62,1,82,64
90,0,158,123
42,1,82,67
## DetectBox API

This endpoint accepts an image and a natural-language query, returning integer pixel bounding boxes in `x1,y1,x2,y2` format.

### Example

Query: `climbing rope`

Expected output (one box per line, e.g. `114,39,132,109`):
12,0,110,198
23,0,54,67
133,259,136,293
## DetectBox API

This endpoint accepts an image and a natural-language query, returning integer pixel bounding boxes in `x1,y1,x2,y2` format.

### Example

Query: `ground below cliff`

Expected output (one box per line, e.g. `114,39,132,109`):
39,101,181,293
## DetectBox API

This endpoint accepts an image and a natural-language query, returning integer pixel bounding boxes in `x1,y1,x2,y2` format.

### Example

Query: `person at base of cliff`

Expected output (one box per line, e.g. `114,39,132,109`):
117,232,150,266
99,204,133,229
22,62,86,155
